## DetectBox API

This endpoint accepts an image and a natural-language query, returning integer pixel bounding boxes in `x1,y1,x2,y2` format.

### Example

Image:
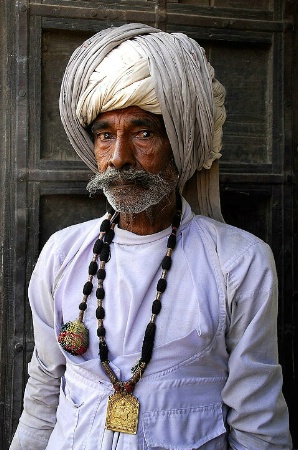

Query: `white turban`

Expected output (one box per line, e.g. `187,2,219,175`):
76,40,161,123
60,23,226,221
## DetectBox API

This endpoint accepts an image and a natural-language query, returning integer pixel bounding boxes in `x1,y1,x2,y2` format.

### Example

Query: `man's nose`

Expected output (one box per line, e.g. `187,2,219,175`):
108,136,135,170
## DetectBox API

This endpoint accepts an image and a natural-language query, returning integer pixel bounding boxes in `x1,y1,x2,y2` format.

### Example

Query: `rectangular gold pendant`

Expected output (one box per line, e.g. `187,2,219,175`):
105,391,140,434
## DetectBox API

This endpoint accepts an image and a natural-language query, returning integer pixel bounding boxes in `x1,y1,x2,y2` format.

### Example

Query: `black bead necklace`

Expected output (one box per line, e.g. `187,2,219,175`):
58,207,119,357
58,195,183,434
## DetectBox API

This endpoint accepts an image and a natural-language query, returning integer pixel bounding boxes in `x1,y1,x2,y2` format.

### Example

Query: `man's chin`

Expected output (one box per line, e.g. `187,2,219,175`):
108,183,144,191
104,184,146,199
103,185,166,215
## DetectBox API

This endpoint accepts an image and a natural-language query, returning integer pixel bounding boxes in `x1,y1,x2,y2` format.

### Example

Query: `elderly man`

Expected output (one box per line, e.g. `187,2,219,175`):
11,23,291,449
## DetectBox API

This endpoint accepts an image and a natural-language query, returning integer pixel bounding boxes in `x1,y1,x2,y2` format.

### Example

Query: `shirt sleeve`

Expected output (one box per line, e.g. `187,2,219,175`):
221,241,292,449
10,234,66,450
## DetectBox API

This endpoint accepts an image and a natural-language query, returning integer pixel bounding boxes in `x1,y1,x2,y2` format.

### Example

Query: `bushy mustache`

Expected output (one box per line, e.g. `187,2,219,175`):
86,167,168,194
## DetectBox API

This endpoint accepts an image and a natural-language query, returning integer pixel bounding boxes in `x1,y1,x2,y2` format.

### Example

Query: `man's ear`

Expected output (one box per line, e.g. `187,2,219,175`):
86,122,95,143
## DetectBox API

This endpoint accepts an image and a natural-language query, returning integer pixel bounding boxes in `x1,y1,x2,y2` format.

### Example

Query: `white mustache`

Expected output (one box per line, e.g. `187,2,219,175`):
87,167,168,194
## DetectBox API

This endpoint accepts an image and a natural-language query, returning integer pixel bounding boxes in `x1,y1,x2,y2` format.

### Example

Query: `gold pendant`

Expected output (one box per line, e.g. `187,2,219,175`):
105,391,140,434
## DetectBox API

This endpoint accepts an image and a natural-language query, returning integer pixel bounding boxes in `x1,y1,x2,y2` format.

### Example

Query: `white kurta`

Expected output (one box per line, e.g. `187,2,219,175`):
10,200,291,449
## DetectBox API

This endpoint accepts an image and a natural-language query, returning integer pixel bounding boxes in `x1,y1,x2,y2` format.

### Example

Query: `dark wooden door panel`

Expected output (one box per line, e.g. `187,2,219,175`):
41,29,93,162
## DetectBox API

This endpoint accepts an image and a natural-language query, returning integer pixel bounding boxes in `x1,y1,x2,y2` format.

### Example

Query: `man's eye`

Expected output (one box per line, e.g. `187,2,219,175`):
95,132,113,141
136,130,152,139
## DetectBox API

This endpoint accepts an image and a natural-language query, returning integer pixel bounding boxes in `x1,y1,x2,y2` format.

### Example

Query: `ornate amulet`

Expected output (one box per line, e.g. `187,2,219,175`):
58,320,89,355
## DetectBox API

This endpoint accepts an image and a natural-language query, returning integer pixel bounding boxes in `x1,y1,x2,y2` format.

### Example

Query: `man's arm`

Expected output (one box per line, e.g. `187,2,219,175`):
10,349,63,450
222,241,292,449
10,235,66,450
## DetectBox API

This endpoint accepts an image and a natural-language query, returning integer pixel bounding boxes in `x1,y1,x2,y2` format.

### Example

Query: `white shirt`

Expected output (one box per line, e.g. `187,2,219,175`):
10,200,292,449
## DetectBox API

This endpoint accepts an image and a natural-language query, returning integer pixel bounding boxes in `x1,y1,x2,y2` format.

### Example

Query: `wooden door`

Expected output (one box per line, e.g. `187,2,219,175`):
1,0,297,447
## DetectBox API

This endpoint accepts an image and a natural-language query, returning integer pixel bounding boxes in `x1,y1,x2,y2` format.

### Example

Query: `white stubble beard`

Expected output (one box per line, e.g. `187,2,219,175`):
86,160,179,214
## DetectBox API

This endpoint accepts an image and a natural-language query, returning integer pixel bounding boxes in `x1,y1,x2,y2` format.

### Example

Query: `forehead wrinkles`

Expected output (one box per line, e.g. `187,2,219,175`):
93,107,166,131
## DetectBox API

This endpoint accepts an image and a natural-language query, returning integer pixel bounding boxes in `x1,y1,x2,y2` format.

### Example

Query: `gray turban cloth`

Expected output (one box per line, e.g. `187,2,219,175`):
59,23,226,221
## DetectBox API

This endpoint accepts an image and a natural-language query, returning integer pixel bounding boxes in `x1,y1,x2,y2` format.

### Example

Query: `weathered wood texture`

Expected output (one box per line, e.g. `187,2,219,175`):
0,0,297,448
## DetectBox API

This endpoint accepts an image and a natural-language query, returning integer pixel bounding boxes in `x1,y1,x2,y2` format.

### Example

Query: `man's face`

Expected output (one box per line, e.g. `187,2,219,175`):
88,106,178,213
92,106,173,173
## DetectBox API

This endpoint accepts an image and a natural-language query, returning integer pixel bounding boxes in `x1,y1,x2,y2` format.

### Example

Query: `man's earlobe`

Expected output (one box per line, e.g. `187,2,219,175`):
86,123,95,143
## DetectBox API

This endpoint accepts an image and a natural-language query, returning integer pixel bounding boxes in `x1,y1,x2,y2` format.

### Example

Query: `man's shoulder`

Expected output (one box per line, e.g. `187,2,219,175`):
194,215,262,244
52,217,103,239
42,216,105,258
192,215,273,270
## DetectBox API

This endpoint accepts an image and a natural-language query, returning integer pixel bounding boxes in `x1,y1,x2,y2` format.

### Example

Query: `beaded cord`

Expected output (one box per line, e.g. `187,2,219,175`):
98,195,182,394
58,206,118,356
58,195,183,395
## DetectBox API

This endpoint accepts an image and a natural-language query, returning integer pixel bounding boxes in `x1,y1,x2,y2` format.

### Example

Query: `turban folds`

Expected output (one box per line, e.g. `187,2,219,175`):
76,40,162,123
59,23,226,221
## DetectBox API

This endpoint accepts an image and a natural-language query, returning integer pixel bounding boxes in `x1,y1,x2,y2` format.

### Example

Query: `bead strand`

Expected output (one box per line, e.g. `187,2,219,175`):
58,195,183,397
97,195,182,394
97,221,117,362
57,207,117,356
139,203,182,367
78,207,116,325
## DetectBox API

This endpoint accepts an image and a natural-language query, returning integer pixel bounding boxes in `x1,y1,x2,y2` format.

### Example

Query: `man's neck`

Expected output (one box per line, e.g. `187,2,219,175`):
118,191,178,235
